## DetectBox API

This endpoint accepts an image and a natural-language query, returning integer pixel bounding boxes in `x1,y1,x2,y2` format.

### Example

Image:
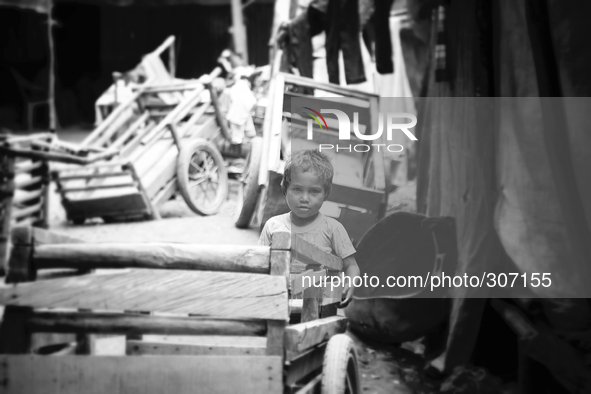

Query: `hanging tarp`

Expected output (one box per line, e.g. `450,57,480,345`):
411,0,591,376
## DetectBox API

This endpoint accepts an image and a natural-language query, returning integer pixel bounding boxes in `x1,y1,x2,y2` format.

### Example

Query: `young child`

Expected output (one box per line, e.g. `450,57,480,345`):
258,150,361,307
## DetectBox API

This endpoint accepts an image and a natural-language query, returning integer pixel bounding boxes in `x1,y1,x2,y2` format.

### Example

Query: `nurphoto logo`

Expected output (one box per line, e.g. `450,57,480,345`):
301,108,417,153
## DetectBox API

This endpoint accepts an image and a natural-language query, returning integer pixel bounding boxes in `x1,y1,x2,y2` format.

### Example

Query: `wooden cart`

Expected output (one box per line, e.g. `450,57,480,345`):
239,59,390,244
0,133,121,273
52,38,236,224
0,226,359,394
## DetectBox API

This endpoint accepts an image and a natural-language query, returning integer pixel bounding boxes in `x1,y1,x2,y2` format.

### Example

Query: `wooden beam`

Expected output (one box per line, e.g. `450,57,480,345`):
0,269,289,321
284,316,347,360
32,243,271,274
0,355,283,394
25,311,267,337
127,339,266,356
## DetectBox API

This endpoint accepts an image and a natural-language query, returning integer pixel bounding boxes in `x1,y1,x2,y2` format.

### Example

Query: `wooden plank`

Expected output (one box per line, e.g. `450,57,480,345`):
285,344,326,386
60,181,138,193
269,232,343,270
6,226,34,283
0,355,283,394
284,316,347,360
301,282,322,323
0,269,289,321
33,243,270,273
127,338,266,356
110,112,150,150
0,155,15,274
56,171,131,181
25,310,267,336
151,177,177,207
0,306,32,354
292,236,343,271
32,227,84,245
291,269,326,296
126,341,266,356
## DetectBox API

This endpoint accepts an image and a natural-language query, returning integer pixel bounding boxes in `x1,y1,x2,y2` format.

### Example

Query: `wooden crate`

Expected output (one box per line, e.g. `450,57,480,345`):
0,228,351,393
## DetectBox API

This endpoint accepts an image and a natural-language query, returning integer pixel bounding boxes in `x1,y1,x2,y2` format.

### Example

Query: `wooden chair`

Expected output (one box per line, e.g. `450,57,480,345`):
0,227,358,393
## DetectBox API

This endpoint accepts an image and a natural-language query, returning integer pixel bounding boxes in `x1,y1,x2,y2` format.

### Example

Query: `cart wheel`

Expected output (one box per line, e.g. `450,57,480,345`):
235,136,262,228
177,138,228,216
321,334,360,394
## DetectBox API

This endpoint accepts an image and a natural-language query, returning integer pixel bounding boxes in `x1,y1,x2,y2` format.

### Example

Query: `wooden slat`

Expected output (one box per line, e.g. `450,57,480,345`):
0,355,283,394
291,269,326,296
59,182,138,193
14,160,42,175
15,175,42,189
0,269,289,321
139,81,204,93
282,72,379,99
284,316,348,360
12,189,43,205
292,236,343,271
285,344,326,386
56,171,131,181
110,112,150,150
33,243,270,273
127,338,266,356
25,311,267,337
12,203,43,220
270,232,343,271
294,373,322,394
32,227,84,245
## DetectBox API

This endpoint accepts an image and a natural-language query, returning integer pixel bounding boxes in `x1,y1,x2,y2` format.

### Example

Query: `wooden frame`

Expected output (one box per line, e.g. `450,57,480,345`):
50,37,231,224
0,227,351,393
255,67,390,240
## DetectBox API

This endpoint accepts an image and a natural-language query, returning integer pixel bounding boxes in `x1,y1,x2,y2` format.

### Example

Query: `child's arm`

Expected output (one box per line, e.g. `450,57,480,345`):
339,254,361,308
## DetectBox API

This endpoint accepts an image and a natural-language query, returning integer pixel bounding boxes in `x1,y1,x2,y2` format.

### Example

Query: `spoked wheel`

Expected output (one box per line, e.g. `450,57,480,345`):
321,334,361,394
177,138,228,216
234,136,262,228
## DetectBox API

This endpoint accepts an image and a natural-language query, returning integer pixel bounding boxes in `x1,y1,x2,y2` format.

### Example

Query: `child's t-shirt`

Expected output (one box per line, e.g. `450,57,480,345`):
258,212,356,259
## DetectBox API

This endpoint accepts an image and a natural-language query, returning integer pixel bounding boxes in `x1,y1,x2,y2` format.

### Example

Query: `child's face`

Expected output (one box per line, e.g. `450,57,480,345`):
286,168,327,220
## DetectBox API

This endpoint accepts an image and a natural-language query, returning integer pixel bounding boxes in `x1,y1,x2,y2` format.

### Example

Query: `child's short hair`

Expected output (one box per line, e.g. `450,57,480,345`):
281,150,334,196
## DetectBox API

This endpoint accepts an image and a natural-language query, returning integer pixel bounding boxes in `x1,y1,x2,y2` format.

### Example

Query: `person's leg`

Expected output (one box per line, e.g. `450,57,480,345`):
340,0,367,84
373,0,395,74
